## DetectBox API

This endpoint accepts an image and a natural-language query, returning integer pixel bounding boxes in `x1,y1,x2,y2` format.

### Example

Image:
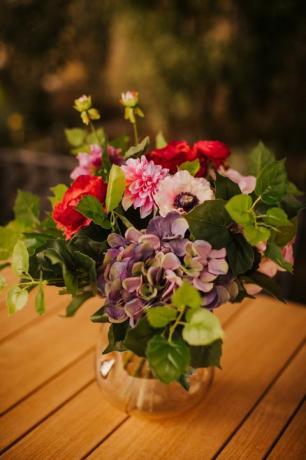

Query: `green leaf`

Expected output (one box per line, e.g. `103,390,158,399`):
90,306,109,323
186,200,232,249
146,306,177,328
243,225,271,245
105,165,126,212
225,194,254,225
103,323,128,353
249,142,275,176
182,308,224,346
227,233,254,275
65,128,86,147
7,286,28,315
241,272,285,302
124,317,155,357
86,127,105,145
255,159,287,205
0,276,6,292
73,251,97,292
35,283,45,315
13,190,40,229
274,219,297,247
124,136,150,159
263,207,290,227
65,292,93,317
0,226,20,260
12,240,29,275
178,159,200,176
155,131,167,148
77,195,111,229
281,194,304,218
190,339,223,368
172,281,201,309
215,173,241,200
146,335,190,384
49,184,68,208
287,181,303,197
265,242,293,273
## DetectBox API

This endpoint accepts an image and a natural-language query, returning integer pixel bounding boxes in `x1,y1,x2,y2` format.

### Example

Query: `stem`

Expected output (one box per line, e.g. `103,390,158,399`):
90,121,100,145
168,307,185,343
251,195,261,211
132,121,139,145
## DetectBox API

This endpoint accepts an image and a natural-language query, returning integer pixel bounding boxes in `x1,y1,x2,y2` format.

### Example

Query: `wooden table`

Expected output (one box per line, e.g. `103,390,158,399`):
1,268,305,459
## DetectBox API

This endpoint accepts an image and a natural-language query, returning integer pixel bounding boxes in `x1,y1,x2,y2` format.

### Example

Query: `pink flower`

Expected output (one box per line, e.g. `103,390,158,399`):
70,144,102,180
121,155,168,218
219,167,256,194
154,170,214,217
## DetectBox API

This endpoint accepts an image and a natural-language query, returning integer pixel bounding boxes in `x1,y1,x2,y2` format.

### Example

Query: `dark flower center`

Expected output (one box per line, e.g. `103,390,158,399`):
174,192,199,212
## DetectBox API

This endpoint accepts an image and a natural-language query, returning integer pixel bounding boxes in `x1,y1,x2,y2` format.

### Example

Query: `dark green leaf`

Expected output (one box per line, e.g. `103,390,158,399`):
103,323,129,353
65,292,93,317
186,200,232,249
123,317,155,357
215,173,241,200
146,335,190,384
242,271,285,302
265,241,293,273
227,233,254,275
73,251,97,292
91,306,109,323
77,195,111,229
249,142,275,176
281,194,304,218
274,219,297,247
190,339,223,368
124,136,150,159
255,159,287,205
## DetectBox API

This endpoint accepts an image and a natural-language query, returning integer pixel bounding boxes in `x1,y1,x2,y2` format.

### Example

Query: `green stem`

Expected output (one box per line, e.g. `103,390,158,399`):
251,195,261,211
90,121,100,145
132,121,139,145
168,307,185,343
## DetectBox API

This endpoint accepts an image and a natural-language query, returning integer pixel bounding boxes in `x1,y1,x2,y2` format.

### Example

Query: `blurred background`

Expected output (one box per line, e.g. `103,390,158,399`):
0,0,305,302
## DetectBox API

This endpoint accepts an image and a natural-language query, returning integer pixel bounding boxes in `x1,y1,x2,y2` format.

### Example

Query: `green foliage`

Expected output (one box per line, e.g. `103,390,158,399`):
243,225,270,246
7,286,29,315
146,335,190,384
226,234,254,275
105,165,126,212
0,226,20,260
77,196,111,229
172,281,201,309
90,306,108,323
178,159,200,176
274,219,297,247
146,306,177,328
186,199,232,248
225,194,254,225
241,271,285,302
255,159,287,205
35,283,45,315
124,136,150,159
12,240,29,276
182,308,224,346
249,142,275,176
64,128,86,147
215,173,241,200
265,241,293,273
190,339,222,368
155,131,167,148
13,190,40,229
124,317,155,357
103,323,128,353
65,292,93,317
49,184,68,208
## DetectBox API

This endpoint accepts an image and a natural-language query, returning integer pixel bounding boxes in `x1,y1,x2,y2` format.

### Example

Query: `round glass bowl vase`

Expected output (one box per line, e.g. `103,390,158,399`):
96,326,214,419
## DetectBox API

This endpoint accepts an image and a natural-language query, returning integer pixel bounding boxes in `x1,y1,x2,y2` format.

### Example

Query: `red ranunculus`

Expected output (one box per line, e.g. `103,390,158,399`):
53,175,107,239
147,141,196,174
192,140,230,168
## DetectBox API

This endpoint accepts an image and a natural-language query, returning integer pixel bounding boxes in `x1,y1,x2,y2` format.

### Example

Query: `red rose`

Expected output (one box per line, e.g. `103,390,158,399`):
147,141,196,174
192,140,230,168
53,175,107,239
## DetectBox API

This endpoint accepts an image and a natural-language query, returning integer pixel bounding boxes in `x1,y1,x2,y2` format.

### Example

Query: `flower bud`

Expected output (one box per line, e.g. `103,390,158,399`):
74,95,92,112
120,91,139,108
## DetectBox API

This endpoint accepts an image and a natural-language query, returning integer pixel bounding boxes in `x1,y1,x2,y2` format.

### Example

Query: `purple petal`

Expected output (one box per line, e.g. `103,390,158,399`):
107,233,125,248
209,248,226,259
199,270,217,283
162,252,181,270
125,227,143,242
164,239,187,257
193,277,214,293
147,266,162,285
208,258,229,275
171,217,189,238
122,276,142,293
139,234,161,250
194,240,212,262
124,298,144,327
105,305,128,323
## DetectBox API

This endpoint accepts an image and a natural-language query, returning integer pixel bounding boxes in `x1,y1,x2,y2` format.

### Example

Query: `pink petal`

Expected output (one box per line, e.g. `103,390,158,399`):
208,258,229,275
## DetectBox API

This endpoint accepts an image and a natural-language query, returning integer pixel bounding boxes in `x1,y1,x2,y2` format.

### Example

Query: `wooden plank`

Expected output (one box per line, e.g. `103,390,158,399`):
0,351,94,452
87,298,306,460
1,383,128,460
1,302,244,458
0,286,68,343
267,400,306,460
0,296,101,414
217,344,306,459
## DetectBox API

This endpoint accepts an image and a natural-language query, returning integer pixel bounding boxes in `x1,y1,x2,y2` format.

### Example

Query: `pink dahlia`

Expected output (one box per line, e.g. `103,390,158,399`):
70,144,102,180
121,155,168,218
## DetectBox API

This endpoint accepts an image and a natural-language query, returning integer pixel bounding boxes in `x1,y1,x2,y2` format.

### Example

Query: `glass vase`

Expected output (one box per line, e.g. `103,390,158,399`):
95,326,214,419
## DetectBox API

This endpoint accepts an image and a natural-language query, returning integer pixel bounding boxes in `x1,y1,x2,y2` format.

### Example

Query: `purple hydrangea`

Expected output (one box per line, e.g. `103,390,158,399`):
98,212,237,326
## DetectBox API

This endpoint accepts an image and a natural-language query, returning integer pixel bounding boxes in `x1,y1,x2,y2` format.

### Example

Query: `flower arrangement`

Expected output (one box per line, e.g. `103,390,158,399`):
0,92,303,387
